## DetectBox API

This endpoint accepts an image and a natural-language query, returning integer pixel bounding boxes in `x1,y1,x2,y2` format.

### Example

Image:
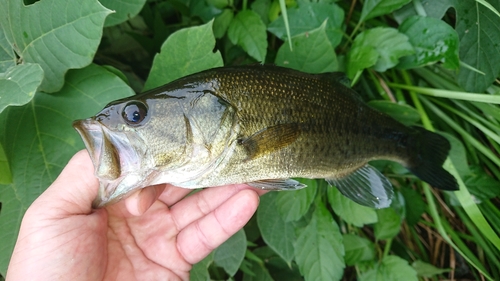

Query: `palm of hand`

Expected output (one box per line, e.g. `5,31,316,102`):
7,151,259,281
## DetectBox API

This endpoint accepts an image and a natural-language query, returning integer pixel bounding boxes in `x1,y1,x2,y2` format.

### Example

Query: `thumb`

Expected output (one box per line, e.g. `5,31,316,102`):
33,150,99,216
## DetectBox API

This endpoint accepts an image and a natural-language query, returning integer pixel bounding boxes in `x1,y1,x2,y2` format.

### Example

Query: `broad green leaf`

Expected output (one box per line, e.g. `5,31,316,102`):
190,0,223,23
0,29,15,72
268,2,344,47
242,259,274,281
464,165,500,202
359,255,418,281
100,0,147,26
327,187,378,227
207,0,230,9
295,202,345,281
348,27,414,76
144,20,223,90
275,22,338,73
412,260,450,278
213,9,234,39
398,16,459,69
0,64,43,113
214,229,247,276
276,179,317,222
368,100,420,126
374,207,402,240
251,0,272,25
343,234,375,266
346,45,378,79
257,192,296,263
455,0,500,92
360,0,411,22
0,0,112,92
227,10,267,62
0,143,11,184
442,132,470,177
0,64,134,275
400,187,426,227
394,0,456,23
190,253,214,281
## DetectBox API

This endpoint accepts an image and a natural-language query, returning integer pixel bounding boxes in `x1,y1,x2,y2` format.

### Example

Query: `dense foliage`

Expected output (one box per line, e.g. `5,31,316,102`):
1,0,500,280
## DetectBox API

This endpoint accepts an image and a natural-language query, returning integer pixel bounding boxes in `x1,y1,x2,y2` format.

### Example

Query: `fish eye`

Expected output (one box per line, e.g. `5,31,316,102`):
122,101,148,126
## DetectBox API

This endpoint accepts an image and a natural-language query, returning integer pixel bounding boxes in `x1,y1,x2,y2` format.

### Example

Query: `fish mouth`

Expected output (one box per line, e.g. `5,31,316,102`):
73,119,146,208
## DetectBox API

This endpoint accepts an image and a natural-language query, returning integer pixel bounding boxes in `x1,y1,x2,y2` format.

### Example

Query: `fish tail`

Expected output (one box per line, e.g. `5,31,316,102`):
406,127,458,190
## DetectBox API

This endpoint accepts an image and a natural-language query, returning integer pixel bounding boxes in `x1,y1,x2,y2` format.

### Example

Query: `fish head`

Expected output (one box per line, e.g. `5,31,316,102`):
74,89,238,208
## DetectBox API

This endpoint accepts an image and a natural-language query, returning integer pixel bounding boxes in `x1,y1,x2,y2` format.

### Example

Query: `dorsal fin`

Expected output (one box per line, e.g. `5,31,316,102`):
316,72,351,88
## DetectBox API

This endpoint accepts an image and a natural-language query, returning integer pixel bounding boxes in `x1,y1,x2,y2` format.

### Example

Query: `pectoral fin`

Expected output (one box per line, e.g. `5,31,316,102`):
240,123,300,160
248,179,306,190
326,165,393,209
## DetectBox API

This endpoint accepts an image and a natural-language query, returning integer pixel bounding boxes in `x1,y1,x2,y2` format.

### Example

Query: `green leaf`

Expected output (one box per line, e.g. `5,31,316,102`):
214,229,247,276
227,10,268,62
359,255,418,281
276,179,317,222
374,207,402,240
346,45,378,79
400,187,426,227
190,0,223,23
295,202,345,281
0,29,15,72
268,2,344,47
442,132,470,177
100,0,147,26
343,234,375,266
412,260,450,278
242,259,274,281
251,0,271,25
393,0,456,23
144,20,223,90
360,0,412,22
455,0,500,92
0,64,44,113
275,21,338,73
257,192,296,263
190,253,214,281
347,27,414,77
368,100,420,126
213,9,234,39
0,64,134,275
398,16,459,69
327,186,378,227
0,143,11,184
464,165,500,202
0,0,112,92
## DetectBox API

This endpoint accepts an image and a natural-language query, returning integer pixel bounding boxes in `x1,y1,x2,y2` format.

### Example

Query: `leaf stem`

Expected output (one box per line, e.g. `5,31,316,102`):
382,238,393,258
388,83,500,104
412,0,428,17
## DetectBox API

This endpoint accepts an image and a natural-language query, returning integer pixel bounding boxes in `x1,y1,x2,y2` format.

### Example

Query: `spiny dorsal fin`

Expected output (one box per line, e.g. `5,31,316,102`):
240,123,300,160
317,72,351,88
326,164,393,209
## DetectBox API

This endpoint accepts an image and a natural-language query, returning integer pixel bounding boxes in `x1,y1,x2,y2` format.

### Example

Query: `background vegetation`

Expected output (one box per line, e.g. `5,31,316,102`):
1,0,500,280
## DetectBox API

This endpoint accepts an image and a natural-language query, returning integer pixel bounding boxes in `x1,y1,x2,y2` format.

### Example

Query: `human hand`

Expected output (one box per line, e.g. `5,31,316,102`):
6,150,261,281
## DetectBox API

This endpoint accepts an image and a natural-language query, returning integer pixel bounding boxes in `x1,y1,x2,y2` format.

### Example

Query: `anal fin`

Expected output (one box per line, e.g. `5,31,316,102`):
248,179,306,190
326,164,393,209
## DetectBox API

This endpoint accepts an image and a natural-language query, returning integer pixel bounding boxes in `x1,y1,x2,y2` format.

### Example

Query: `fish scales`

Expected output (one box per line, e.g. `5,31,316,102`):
74,65,458,208
175,66,410,182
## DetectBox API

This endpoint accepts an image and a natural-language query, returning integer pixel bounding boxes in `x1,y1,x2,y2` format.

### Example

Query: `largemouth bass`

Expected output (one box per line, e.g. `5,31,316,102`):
73,65,458,208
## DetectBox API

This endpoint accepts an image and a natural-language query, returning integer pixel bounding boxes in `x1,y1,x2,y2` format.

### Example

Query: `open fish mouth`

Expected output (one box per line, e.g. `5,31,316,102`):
73,119,148,208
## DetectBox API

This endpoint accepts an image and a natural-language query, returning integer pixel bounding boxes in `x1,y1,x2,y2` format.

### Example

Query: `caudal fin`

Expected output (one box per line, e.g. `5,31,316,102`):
406,127,458,190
